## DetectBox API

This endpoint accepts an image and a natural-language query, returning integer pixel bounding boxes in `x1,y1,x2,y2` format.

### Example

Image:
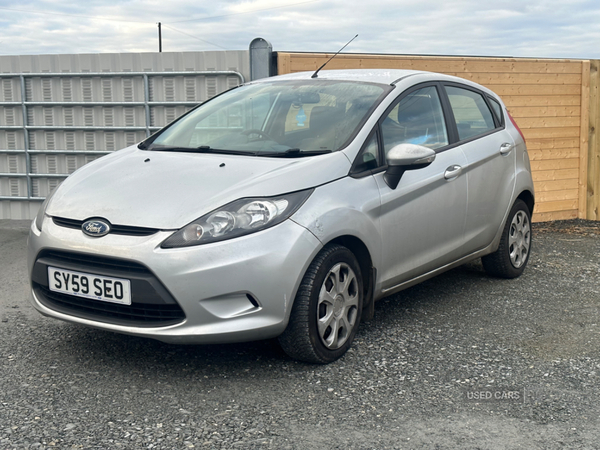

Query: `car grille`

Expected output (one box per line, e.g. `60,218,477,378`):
32,250,186,328
40,249,149,274
53,216,160,237
36,285,185,327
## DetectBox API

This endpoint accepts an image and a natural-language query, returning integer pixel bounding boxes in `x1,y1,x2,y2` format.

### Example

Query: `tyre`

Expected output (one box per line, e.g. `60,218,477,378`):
482,199,532,278
279,244,363,364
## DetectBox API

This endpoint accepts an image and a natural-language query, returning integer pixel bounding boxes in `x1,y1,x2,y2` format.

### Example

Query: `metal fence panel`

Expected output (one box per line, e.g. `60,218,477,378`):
0,51,249,219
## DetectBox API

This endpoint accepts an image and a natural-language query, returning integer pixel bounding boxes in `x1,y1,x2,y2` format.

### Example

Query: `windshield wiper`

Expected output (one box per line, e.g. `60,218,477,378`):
258,148,333,158
144,144,332,157
146,145,253,156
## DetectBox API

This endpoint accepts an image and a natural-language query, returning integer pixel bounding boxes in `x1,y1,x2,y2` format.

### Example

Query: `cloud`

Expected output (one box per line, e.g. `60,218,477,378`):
0,0,598,58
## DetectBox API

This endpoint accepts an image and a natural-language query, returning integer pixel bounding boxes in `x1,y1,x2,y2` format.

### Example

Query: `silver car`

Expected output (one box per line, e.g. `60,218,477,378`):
28,69,534,363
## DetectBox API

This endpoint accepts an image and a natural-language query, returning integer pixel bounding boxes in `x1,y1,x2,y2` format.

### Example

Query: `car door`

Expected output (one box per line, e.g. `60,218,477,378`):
370,84,469,291
442,84,517,252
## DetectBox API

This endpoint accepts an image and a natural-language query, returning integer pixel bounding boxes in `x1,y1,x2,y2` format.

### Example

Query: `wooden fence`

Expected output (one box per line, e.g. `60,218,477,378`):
589,60,600,220
277,53,600,222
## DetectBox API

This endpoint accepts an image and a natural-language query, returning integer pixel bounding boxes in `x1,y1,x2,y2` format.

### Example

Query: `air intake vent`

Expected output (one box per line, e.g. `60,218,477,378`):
32,250,186,327
36,287,186,327
42,78,52,101
53,217,160,237
3,78,13,101
62,79,72,101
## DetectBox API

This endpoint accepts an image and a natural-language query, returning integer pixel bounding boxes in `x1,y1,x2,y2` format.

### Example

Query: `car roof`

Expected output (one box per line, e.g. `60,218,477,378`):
253,69,423,85
252,68,502,102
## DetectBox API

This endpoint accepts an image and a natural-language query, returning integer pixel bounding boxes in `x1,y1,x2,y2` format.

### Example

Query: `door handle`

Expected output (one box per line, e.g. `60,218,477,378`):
500,142,513,155
444,165,462,180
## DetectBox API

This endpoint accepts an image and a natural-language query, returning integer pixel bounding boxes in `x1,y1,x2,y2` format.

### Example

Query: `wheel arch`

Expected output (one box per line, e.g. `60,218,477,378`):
517,189,535,216
489,189,535,253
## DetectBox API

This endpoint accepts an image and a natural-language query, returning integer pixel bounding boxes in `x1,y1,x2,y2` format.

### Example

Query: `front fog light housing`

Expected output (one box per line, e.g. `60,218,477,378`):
162,189,313,248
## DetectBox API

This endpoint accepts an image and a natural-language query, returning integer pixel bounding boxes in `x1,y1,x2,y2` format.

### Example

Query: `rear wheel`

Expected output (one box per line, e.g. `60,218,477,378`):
279,244,363,364
482,199,532,278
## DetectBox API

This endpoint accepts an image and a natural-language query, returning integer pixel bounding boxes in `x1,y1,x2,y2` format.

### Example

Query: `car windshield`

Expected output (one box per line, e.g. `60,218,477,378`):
144,80,391,156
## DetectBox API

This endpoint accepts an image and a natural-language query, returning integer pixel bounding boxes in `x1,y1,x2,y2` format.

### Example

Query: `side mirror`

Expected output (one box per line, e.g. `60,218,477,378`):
384,143,436,189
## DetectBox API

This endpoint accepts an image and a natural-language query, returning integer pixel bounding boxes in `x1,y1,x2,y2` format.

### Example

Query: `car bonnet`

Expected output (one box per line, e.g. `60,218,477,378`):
46,146,351,229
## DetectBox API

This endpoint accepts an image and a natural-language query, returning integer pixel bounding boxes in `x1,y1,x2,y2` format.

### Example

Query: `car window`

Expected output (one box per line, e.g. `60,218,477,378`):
279,86,386,152
149,81,391,155
381,86,448,158
445,86,496,140
352,132,381,173
190,92,272,146
283,93,336,132
488,96,503,125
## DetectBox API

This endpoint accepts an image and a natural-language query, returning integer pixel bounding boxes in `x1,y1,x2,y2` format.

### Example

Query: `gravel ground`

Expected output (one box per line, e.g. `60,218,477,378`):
1,219,599,449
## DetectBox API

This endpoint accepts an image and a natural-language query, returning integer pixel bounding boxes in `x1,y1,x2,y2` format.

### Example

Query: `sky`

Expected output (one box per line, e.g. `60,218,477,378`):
0,0,599,59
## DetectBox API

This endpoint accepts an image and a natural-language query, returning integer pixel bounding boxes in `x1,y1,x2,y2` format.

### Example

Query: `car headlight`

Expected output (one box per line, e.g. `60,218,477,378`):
161,189,313,248
34,189,57,232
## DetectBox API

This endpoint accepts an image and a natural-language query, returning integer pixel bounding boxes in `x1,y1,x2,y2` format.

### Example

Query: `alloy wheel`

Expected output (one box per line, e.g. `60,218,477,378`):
508,210,531,268
317,262,359,350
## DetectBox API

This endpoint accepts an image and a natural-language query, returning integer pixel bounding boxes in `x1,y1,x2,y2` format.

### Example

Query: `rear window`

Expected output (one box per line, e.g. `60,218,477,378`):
445,86,497,141
488,97,503,124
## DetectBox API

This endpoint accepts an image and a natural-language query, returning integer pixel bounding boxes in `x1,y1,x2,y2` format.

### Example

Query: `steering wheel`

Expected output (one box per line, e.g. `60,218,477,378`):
241,129,276,141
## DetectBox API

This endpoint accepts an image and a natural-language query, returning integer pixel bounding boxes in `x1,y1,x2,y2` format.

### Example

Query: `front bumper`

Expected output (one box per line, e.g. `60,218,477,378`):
28,216,321,344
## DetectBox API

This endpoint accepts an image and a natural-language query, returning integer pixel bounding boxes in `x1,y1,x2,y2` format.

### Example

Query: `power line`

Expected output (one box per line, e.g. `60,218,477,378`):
0,1,321,52
161,24,229,50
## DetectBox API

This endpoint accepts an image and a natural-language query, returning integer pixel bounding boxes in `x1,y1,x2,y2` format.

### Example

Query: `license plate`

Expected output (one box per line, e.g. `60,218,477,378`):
48,266,132,305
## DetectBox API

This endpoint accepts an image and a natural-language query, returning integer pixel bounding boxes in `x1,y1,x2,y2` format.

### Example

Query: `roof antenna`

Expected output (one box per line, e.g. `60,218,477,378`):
311,34,358,79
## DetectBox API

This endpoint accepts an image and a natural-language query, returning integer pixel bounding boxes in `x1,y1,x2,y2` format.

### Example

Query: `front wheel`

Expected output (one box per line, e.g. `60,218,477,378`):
279,244,363,364
482,199,532,278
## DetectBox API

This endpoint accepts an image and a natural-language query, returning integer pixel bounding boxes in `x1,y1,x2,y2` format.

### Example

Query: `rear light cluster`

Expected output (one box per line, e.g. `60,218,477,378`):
508,111,526,143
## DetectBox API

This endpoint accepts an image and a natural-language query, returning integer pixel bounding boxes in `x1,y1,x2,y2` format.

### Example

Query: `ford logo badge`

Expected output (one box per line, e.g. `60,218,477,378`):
82,219,111,237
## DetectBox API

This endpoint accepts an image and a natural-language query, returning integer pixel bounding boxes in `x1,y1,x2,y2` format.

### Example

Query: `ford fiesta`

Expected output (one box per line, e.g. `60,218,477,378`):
28,69,534,363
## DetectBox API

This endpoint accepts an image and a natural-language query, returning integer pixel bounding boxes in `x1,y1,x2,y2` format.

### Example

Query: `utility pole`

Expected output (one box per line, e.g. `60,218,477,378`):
158,22,162,52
